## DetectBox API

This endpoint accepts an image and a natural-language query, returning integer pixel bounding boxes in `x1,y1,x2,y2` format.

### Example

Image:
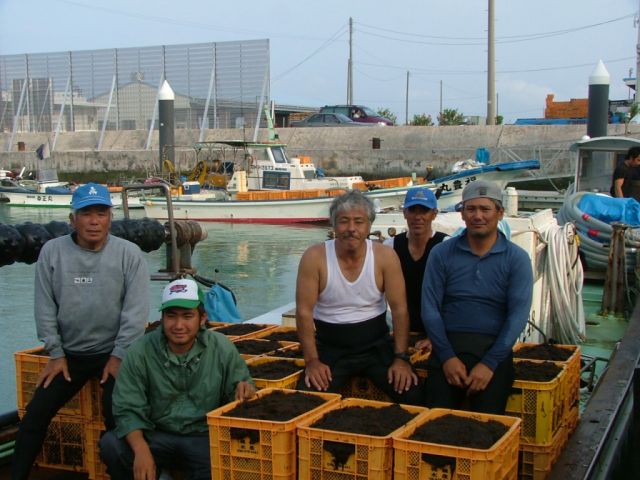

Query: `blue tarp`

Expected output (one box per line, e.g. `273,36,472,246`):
578,194,640,227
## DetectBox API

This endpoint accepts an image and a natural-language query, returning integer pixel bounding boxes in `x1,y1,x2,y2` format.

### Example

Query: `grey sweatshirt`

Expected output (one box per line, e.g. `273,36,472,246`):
35,233,150,359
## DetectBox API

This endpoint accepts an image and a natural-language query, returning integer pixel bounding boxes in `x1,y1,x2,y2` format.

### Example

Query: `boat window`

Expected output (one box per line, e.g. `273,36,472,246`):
271,147,288,164
253,149,270,161
262,171,291,190
303,170,315,180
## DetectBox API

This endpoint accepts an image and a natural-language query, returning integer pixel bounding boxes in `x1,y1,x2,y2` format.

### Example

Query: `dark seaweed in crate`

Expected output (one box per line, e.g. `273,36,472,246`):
222,390,327,421
514,360,562,382
262,330,300,342
233,338,282,354
270,347,304,358
310,403,418,436
409,413,509,449
514,344,573,361
216,324,265,336
248,360,303,379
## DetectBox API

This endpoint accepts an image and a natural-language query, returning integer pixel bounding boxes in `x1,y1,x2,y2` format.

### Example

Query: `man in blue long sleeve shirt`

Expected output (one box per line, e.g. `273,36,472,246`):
421,180,533,414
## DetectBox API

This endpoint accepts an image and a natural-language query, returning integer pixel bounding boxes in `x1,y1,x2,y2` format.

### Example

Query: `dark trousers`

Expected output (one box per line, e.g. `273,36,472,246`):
99,429,211,480
424,333,514,414
11,352,114,480
297,344,424,406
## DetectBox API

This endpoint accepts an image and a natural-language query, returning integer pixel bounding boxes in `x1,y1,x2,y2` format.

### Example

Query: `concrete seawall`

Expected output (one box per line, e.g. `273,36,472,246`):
0,124,634,179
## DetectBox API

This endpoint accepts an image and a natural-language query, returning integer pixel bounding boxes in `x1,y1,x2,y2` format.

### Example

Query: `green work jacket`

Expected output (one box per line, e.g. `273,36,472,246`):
113,325,253,437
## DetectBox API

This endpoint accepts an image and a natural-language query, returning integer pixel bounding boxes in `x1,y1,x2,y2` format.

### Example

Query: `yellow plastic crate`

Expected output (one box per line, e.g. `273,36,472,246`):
207,388,341,480
251,325,299,344
506,360,566,445
15,346,91,418
212,323,278,341
245,357,305,390
84,421,110,480
234,338,298,360
297,398,427,480
409,348,430,379
18,411,92,473
513,343,581,421
393,408,521,480
338,376,392,402
518,418,571,480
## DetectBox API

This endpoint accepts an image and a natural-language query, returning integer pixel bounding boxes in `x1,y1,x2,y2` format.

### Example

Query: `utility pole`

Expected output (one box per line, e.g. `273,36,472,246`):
636,1,640,105
405,71,409,125
347,17,353,104
439,80,443,122
487,0,496,125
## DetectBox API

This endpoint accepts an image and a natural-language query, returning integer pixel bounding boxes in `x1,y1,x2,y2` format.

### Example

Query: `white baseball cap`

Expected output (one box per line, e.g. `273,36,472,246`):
160,279,204,311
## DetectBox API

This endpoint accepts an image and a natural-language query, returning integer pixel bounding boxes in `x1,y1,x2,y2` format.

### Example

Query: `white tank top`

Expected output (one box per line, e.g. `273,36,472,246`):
313,239,387,324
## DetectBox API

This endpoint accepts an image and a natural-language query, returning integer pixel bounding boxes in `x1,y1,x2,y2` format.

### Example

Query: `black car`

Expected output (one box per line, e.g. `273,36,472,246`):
291,113,369,127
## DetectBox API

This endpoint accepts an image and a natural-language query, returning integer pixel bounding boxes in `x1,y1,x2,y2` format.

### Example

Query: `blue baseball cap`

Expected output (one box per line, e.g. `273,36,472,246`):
403,187,437,209
71,183,113,210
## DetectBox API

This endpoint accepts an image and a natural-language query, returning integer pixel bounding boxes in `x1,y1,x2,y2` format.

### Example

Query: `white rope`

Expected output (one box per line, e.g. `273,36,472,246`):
540,222,586,343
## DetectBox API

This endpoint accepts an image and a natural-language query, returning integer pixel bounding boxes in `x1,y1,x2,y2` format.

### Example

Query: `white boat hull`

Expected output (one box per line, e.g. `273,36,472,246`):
0,190,141,209
143,189,408,223
142,160,539,224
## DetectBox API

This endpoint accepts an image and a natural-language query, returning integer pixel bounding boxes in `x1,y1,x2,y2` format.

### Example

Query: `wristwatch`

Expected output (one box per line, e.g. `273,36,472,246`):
394,352,411,363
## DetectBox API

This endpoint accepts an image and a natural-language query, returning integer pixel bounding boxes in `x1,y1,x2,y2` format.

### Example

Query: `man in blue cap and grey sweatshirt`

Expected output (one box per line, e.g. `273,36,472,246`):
12,183,150,480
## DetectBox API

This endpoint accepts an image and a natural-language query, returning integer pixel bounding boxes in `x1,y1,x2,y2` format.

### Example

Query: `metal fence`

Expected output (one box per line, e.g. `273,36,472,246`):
0,39,270,151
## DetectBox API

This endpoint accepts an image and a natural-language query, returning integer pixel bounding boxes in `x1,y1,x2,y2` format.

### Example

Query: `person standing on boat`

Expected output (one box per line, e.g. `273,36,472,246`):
295,190,422,403
383,186,447,349
99,278,255,480
610,146,640,200
12,183,150,480
421,180,533,414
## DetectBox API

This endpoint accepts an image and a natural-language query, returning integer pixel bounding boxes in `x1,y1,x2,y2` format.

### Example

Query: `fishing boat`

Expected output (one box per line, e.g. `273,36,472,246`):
0,169,152,209
141,157,540,223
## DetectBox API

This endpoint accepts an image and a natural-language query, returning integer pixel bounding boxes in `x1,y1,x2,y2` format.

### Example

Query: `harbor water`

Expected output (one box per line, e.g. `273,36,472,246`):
0,206,328,414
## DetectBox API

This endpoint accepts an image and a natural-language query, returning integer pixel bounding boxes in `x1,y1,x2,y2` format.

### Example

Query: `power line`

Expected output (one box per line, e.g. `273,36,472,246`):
356,13,635,45
273,26,348,82
357,56,634,76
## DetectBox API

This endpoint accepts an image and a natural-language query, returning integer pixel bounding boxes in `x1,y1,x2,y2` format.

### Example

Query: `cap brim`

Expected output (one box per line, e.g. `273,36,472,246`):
159,299,201,311
72,198,113,210
404,200,436,209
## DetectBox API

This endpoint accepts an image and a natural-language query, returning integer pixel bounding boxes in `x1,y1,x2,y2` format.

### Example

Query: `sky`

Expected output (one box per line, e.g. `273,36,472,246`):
0,0,637,124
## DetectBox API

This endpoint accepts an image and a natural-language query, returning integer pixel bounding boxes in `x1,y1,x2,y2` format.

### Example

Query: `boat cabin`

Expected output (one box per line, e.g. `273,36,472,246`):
572,136,640,193
194,140,363,193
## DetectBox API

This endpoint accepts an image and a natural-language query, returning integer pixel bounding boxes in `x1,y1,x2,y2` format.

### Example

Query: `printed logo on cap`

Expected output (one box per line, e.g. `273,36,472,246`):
169,283,189,294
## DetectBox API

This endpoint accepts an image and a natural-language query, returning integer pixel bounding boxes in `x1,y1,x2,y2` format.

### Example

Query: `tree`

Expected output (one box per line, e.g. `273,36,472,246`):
411,113,434,126
437,108,465,126
377,108,397,125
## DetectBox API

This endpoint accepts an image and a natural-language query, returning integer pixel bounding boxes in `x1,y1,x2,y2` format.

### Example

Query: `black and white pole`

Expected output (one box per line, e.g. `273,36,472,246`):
587,60,610,139
158,80,175,170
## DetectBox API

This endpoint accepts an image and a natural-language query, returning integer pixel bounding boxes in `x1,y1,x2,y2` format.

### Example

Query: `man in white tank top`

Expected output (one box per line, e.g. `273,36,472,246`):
295,191,422,404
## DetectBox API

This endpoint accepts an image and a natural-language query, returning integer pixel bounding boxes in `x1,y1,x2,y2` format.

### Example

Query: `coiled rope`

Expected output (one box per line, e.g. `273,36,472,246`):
539,222,586,343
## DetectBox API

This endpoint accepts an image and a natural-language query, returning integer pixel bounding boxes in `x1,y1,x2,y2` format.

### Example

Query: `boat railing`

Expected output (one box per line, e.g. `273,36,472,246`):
548,300,640,479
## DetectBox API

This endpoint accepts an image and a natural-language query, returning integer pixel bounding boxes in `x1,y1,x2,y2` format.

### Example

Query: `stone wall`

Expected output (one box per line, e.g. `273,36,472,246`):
0,124,634,180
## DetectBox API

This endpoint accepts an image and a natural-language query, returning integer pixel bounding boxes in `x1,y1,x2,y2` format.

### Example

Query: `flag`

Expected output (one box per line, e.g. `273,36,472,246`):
36,141,50,160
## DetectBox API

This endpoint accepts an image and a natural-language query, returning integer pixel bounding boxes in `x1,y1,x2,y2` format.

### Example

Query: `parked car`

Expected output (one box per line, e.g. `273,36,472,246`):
291,112,369,127
319,105,393,126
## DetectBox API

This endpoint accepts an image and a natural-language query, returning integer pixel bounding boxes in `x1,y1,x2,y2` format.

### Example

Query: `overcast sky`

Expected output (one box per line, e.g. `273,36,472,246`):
0,0,637,123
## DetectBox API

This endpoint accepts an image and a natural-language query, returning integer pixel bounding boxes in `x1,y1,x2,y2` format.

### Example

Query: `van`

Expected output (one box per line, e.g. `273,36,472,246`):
319,105,393,126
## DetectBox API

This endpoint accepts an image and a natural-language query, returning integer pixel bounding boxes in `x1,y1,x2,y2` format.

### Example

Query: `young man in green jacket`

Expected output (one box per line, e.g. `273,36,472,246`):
100,278,255,480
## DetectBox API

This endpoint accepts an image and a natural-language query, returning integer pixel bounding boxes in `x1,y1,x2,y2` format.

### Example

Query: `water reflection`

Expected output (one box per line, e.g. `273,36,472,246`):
0,205,328,412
